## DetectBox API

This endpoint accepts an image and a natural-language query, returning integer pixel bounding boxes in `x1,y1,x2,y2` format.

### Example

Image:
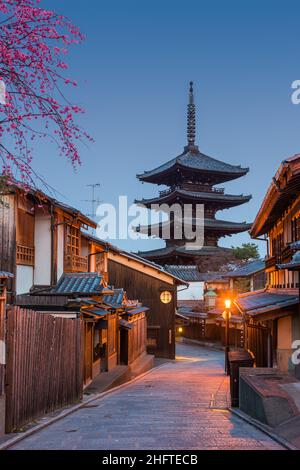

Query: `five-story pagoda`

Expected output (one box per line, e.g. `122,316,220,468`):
135,82,252,271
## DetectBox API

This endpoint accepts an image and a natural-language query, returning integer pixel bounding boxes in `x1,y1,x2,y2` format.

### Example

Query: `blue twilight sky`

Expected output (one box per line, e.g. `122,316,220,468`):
33,0,300,255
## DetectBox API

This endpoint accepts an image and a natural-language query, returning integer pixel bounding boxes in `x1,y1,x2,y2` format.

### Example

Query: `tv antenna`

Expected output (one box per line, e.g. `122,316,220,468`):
81,183,101,233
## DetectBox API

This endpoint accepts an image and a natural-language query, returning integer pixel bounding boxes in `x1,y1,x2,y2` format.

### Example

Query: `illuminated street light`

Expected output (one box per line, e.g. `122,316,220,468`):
224,298,231,376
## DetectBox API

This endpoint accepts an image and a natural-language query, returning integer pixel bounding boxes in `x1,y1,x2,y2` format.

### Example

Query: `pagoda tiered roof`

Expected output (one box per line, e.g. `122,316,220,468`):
134,82,251,268
135,187,251,209
136,218,252,236
137,245,233,262
137,149,249,186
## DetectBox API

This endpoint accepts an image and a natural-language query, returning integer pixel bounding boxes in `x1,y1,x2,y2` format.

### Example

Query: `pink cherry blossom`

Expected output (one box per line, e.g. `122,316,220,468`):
0,0,93,188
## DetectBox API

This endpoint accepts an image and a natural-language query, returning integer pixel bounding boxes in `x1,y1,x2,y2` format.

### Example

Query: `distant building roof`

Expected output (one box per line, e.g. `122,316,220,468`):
164,265,203,282
224,259,265,278
136,245,233,261
50,272,104,296
177,306,207,319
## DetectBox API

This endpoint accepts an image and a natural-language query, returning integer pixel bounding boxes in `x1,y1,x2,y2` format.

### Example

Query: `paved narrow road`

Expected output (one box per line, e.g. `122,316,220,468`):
11,343,283,450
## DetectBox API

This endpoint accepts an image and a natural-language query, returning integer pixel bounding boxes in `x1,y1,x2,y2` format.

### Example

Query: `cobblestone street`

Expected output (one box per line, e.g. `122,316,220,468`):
11,343,283,450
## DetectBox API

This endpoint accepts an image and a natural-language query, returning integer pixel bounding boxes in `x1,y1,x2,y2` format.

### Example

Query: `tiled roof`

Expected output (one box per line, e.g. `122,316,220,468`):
0,271,14,278
224,259,265,278
137,218,251,234
289,240,300,250
164,265,203,281
102,289,126,308
126,306,149,315
137,149,249,181
177,306,207,319
277,251,300,271
83,307,108,317
50,272,104,296
135,189,251,206
235,290,298,317
137,245,233,259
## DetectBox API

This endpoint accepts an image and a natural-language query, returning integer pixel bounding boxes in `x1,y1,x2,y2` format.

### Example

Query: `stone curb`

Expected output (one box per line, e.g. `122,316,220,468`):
0,362,169,451
230,407,298,450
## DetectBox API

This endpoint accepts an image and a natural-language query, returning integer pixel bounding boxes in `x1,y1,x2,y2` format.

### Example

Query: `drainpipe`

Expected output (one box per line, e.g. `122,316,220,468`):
252,235,269,258
50,203,56,286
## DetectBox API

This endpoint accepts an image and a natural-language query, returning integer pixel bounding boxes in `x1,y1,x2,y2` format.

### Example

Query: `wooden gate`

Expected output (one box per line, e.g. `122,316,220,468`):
5,307,83,433
246,323,270,367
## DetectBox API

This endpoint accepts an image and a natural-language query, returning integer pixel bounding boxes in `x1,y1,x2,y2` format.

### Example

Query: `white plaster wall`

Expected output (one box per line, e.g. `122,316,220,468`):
57,223,64,281
177,281,204,301
16,265,34,295
34,212,51,285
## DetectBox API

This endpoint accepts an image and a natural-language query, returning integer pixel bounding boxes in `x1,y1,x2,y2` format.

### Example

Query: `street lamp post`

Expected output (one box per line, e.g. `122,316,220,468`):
223,299,231,375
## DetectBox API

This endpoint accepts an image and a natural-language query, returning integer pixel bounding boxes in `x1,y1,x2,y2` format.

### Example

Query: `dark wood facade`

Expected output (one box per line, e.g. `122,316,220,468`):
119,312,147,366
108,260,177,359
0,195,16,301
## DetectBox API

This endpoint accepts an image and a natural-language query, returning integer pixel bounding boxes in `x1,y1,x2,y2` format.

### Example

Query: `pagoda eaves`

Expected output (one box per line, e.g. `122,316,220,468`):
135,187,252,210
136,218,252,236
137,150,249,186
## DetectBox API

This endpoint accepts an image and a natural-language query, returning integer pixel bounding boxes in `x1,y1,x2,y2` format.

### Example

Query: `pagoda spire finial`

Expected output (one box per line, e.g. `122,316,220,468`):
185,81,198,153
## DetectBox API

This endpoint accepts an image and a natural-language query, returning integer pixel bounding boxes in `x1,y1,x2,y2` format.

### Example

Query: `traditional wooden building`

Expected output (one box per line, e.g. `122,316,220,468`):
236,155,300,374
224,259,266,293
0,184,153,387
81,234,187,359
135,82,252,271
17,271,150,386
0,183,96,300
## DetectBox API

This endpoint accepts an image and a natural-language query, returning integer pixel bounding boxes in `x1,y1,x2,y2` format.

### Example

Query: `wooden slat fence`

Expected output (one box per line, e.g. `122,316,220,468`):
5,307,83,433
128,313,147,365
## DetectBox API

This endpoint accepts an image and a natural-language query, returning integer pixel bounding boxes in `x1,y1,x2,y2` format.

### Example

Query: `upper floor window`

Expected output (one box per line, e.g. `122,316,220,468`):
65,223,80,256
16,208,35,266
291,216,300,242
271,232,283,260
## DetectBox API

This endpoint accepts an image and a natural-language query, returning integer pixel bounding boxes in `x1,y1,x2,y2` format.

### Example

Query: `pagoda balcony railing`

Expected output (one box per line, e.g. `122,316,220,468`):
64,254,88,273
159,185,225,197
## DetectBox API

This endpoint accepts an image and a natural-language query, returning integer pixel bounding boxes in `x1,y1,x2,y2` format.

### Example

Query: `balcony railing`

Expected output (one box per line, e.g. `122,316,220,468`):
16,244,35,266
64,254,88,273
159,185,225,198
